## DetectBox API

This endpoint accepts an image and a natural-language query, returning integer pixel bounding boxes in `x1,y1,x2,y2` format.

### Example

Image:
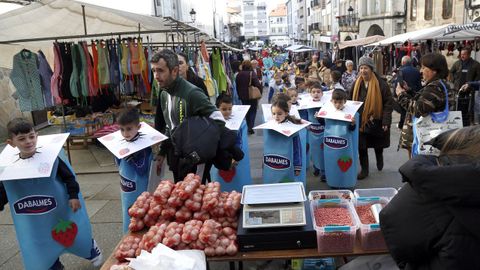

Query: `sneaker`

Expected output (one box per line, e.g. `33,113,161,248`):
49,259,64,270
313,168,320,176
87,239,103,267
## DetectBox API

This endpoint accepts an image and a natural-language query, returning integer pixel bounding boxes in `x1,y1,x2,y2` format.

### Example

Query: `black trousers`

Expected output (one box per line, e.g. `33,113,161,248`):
241,99,258,131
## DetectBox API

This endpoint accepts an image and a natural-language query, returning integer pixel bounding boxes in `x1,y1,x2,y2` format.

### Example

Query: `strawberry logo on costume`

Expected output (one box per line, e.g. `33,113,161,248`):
282,130,292,135
219,167,236,182
119,148,130,156
52,219,78,247
337,156,353,172
318,110,327,116
344,114,352,120
151,135,162,141
102,135,115,141
353,101,362,105
38,162,50,174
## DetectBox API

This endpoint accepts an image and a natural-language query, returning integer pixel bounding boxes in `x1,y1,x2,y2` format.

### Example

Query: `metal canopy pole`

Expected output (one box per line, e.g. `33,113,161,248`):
81,5,87,35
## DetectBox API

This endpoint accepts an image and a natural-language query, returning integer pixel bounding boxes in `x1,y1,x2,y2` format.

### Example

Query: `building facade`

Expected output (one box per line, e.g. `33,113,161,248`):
466,0,480,23
286,0,297,45
225,0,243,44
358,0,406,37
268,4,289,46
295,0,308,44
407,0,464,31
309,0,334,50
242,0,268,40
337,0,359,42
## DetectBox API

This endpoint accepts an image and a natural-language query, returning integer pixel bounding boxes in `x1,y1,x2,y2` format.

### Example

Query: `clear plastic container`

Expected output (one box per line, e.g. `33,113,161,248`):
308,190,354,202
353,197,389,250
310,200,359,253
354,188,398,201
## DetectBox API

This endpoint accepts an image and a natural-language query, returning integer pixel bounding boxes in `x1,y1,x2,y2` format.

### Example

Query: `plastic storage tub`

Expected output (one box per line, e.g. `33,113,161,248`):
354,188,398,201
310,200,359,253
308,190,354,201
353,197,389,250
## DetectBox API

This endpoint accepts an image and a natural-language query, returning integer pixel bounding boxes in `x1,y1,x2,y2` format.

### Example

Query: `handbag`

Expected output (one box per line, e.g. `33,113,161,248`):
363,119,385,137
248,71,262,100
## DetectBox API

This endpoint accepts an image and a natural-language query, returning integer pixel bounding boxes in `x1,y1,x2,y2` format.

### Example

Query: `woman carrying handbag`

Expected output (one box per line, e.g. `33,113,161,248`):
235,60,263,134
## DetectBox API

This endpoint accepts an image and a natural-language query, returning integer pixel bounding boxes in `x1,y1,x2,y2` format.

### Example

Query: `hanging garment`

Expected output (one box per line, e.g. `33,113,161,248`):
117,147,153,233
307,108,325,177
96,41,111,85
37,50,54,107
76,42,88,97
2,154,94,270
263,130,304,185
69,44,81,99
129,39,141,75
58,43,74,104
211,48,228,93
138,39,151,94
80,42,96,97
200,40,209,63
147,39,153,84
324,114,359,188
10,49,45,111
211,120,252,192
91,41,99,91
50,43,63,105
107,40,120,87
120,39,130,76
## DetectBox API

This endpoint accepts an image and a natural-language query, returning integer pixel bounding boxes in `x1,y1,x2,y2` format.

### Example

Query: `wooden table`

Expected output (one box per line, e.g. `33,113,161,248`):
101,233,388,270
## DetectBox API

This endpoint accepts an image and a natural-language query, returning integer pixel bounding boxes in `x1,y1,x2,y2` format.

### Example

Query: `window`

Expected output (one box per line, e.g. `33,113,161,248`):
410,0,417,21
424,0,433,20
442,0,453,19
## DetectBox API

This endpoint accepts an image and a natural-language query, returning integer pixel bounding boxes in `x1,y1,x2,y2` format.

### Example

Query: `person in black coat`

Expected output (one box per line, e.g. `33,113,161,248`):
177,52,209,97
380,126,480,270
235,60,263,134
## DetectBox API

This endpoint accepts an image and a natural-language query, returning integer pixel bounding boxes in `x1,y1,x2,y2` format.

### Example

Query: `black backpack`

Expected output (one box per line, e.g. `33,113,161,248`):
171,116,220,165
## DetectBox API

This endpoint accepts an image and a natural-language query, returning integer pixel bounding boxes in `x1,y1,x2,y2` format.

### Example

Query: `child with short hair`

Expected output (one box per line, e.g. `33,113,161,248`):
116,108,154,233
321,89,359,188
330,70,345,91
212,94,250,191
268,71,286,103
287,87,299,106
307,81,327,179
0,118,102,270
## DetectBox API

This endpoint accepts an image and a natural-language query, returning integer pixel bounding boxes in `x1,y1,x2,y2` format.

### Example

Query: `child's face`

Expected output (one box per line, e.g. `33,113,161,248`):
271,106,287,123
332,99,346,110
310,88,323,101
7,130,38,157
288,91,298,103
219,102,233,119
120,123,141,141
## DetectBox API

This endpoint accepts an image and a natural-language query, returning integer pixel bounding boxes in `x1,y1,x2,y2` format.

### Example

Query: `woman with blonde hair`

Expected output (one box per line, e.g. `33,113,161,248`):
380,125,480,270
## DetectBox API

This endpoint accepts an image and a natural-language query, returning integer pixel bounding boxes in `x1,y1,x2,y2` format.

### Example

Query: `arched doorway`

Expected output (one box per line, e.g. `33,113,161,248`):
366,24,384,37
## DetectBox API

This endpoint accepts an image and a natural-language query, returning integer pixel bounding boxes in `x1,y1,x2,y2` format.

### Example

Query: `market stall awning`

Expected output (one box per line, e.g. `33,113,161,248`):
368,25,451,46
337,35,385,49
285,45,317,52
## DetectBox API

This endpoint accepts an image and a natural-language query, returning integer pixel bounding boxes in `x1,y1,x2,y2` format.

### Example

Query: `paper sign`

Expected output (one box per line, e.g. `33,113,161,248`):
262,104,301,122
316,100,364,122
415,111,463,156
296,90,333,110
0,133,70,181
225,105,250,130
97,122,168,159
253,119,310,137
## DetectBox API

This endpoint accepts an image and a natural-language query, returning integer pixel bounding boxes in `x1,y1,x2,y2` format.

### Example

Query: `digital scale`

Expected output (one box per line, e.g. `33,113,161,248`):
241,182,307,229
238,183,317,252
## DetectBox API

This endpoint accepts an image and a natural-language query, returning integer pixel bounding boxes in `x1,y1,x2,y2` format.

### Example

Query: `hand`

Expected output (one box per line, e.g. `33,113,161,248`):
294,170,300,176
155,155,165,176
382,125,389,132
459,84,469,92
69,199,81,212
231,160,239,168
350,117,356,126
395,84,406,96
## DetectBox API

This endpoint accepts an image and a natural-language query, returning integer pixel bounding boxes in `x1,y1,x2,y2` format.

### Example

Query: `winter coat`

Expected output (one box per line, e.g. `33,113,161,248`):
380,155,480,270
235,70,262,101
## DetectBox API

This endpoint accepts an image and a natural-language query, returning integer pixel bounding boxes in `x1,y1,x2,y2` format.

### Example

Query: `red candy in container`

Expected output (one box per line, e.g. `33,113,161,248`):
353,197,389,251
310,199,359,253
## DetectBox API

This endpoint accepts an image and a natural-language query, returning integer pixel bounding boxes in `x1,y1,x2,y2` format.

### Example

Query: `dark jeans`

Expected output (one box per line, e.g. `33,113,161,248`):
241,99,259,131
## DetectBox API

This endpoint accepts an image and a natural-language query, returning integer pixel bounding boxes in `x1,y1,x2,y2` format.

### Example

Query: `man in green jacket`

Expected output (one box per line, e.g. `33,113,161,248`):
152,49,224,181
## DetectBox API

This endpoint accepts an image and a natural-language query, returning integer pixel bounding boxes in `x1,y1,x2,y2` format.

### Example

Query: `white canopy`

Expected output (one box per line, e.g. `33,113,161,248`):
0,0,240,68
368,25,451,46
337,35,385,49
285,44,317,52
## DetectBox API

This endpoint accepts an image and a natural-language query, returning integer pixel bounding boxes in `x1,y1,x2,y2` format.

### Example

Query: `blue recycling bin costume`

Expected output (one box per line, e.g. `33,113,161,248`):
211,120,252,192
323,114,359,188
2,152,94,270
307,108,325,176
117,147,153,233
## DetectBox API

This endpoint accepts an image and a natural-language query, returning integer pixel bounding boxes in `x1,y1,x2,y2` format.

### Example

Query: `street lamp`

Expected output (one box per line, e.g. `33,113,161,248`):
347,6,354,28
301,28,305,44
189,8,197,23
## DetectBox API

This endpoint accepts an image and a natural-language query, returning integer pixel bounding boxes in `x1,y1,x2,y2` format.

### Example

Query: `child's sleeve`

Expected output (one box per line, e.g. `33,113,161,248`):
0,182,8,211
293,135,302,171
349,122,356,131
236,131,243,150
57,158,80,200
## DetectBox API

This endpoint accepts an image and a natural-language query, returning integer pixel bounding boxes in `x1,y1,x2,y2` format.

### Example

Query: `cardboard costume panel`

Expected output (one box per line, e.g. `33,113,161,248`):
307,108,325,174
211,121,252,192
118,148,153,233
98,122,167,159
0,133,69,181
316,101,363,122
2,153,93,270
225,105,250,131
323,114,359,188
294,128,308,185
263,129,296,184
296,91,332,110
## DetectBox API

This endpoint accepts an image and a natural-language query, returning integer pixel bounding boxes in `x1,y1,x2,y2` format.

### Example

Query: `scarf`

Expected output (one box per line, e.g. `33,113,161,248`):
352,73,383,131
